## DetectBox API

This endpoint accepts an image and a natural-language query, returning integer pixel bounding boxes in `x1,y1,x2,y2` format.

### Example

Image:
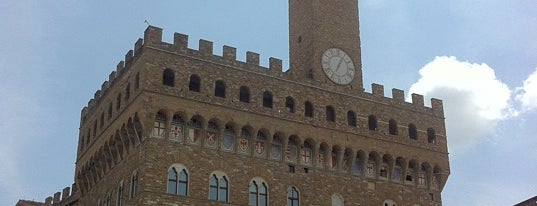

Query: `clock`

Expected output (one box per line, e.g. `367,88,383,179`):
321,48,355,85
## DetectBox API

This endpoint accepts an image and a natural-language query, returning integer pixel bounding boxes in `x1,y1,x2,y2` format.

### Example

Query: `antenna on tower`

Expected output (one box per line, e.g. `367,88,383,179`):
144,19,151,27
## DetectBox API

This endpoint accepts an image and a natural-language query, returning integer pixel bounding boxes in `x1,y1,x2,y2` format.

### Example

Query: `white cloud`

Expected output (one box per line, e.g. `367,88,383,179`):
408,56,512,151
515,68,537,111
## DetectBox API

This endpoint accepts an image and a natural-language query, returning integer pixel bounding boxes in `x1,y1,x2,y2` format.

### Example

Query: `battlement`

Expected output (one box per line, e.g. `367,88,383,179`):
368,83,444,116
44,185,76,206
81,25,444,123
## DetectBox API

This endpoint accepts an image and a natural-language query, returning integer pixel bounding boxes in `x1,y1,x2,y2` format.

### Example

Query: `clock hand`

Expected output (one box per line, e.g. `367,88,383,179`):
335,57,344,73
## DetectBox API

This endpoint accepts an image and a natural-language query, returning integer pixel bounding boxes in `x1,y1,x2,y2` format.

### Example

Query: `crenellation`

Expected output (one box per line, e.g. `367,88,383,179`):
134,38,144,56
173,32,189,51
108,71,116,84
124,50,134,66
143,26,163,47
101,80,109,92
116,61,125,76
198,39,214,56
53,192,61,204
392,88,405,102
45,197,52,206
371,83,384,97
222,45,237,61
94,90,102,100
269,57,283,74
411,93,425,107
62,187,71,200
246,51,260,66
431,98,444,114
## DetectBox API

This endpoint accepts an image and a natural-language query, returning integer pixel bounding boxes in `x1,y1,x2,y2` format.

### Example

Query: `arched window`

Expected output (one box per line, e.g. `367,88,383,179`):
221,124,235,152
317,144,328,168
170,114,185,142
366,155,376,178
239,86,250,103
262,91,273,108
331,193,344,206
380,157,389,179
189,75,201,92
326,106,335,122
130,171,138,199
100,112,105,128
187,117,202,145
270,134,283,161
135,72,140,89
286,96,295,113
409,124,418,140
238,127,252,155
353,152,363,175
125,83,131,100
254,130,268,158
347,110,357,127
208,174,228,202
108,102,113,119
249,179,268,206
427,128,436,144
304,101,314,117
418,166,427,187
167,167,188,196
285,137,298,163
116,182,123,206
389,119,398,135
302,141,313,165
330,148,338,170
116,93,122,111
368,115,378,131
393,158,403,182
383,199,397,206
205,121,219,148
163,68,175,87
152,112,166,138
214,80,226,98
287,186,300,206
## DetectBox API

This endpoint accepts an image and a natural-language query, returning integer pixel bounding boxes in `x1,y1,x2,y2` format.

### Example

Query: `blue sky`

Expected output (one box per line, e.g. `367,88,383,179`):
1,1,536,205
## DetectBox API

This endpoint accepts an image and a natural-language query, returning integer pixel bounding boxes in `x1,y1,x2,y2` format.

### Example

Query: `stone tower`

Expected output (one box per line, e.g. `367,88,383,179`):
44,1,450,206
289,0,363,90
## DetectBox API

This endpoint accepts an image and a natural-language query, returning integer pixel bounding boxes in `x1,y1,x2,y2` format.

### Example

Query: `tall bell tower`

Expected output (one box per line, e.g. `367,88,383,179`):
289,0,363,90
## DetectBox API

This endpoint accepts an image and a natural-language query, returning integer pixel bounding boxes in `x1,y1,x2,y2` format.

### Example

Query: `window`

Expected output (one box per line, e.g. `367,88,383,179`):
286,96,295,113
125,83,131,100
135,72,140,89
205,121,219,148
238,127,252,155
393,158,403,182
221,124,235,152
353,152,362,174
167,166,188,196
427,128,436,144
383,199,397,206
187,117,202,145
409,124,418,140
171,114,185,141
331,148,338,170
331,194,344,206
288,165,296,173
189,75,201,92
152,112,166,138
326,106,335,122
263,91,273,108
215,80,226,98
389,119,398,135
116,182,123,206
116,93,121,111
209,174,228,202
366,155,376,178
270,134,283,161
287,186,300,206
130,171,138,199
249,179,268,206
347,111,357,127
108,102,113,120
368,115,377,131
163,68,175,87
240,86,250,103
304,101,313,117
100,112,105,128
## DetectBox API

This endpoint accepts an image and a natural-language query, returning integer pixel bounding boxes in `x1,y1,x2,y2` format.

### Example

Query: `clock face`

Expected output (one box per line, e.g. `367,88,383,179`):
321,48,355,85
